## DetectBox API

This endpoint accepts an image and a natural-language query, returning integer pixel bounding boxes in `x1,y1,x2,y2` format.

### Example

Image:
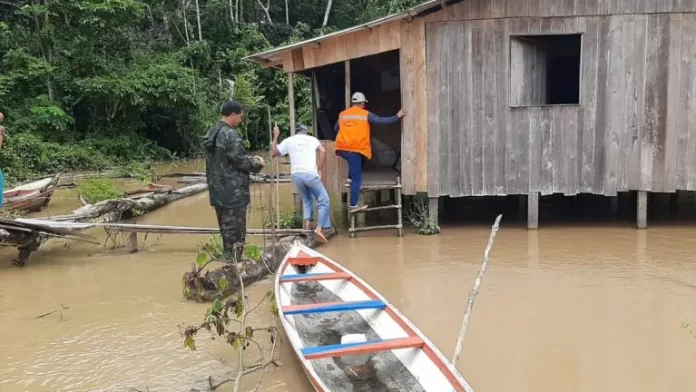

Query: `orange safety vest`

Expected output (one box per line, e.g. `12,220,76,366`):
335,106,372,160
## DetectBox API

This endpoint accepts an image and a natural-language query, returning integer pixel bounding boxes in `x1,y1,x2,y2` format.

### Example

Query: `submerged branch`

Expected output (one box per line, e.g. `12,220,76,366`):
451,214,502,365
182,231,337,302
34,303,70,321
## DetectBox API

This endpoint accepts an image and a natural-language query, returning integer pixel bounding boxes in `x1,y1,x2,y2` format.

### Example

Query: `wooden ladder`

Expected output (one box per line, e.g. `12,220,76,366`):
345,176,403,238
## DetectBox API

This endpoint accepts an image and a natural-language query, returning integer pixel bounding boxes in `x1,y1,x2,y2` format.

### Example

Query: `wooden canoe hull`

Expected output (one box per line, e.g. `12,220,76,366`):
3,175,59,212
274,243,474,392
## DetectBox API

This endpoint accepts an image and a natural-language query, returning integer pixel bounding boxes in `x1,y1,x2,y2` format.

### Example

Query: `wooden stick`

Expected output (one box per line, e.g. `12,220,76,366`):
451,214,503,366
268,106,276,244
273,121,280,231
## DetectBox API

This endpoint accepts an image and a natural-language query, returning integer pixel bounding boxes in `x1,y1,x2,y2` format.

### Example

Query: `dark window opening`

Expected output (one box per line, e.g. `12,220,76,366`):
509,34,582,106
302,50,402,171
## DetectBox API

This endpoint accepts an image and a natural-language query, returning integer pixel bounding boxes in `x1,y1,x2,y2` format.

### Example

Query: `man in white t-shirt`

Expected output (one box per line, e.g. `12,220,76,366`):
271,124,332,243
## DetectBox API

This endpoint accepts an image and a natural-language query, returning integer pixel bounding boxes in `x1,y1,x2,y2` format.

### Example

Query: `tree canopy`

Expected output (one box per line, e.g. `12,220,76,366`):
0,0,422,181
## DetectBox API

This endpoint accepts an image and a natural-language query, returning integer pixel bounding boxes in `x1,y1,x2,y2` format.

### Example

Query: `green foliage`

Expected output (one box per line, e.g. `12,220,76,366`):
682,322,696,340
113,161,156,183
263,208,303,229
405,197,441,235
77,177,122,204
0,0,422,182
243,243,262,262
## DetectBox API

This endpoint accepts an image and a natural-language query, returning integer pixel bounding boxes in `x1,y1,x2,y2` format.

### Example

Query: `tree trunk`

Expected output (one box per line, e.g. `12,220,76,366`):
229,0,235,23
255,0,272,24
322,0,332,28
285,0,289,24
194,0,203,40
4,183,209,267
182,229,336,302
181,0,191,44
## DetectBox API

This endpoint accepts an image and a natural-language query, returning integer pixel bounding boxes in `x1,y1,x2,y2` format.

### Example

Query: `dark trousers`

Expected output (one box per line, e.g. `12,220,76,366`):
337,151,364,207
214,206,247,261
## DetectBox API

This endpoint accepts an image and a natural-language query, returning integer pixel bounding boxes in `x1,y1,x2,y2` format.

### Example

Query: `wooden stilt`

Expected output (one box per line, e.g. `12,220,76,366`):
528,193,539,229
428,197,439,228
127,232,138,253
637,191,647,229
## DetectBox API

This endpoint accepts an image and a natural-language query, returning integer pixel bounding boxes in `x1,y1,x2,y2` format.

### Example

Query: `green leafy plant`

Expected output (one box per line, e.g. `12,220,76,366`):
682,322,696,340
113,162,156,183
181,237,279,391
77,178,122,204
262,208,302,229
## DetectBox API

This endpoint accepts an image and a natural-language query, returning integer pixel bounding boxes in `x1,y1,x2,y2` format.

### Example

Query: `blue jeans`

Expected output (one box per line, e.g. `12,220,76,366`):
292,172,332,229
337,151,363,207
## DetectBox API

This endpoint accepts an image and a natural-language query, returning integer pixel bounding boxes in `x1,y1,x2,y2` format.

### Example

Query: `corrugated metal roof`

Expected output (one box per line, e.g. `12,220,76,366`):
244,0,446,66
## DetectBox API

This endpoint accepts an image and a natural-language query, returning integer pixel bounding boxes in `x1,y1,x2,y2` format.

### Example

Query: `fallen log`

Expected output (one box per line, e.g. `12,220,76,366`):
3,183,209,267
47,183,207,223
182,229,336,302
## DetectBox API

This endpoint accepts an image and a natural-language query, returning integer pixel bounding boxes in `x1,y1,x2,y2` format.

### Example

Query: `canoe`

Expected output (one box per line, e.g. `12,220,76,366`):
274,243,474,392
3,174,60,213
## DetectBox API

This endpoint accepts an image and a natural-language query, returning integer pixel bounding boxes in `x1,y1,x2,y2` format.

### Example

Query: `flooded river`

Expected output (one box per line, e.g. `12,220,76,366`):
1,160,696,392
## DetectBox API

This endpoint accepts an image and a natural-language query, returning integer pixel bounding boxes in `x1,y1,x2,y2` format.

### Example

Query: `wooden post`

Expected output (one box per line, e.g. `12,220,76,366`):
345,60,351,108
637,191,647,229
311,71,317,135
127,232,138,253
428,197,439,228
528,193,539,229
288,72,296,133
342,61,351,224
287,71,301,214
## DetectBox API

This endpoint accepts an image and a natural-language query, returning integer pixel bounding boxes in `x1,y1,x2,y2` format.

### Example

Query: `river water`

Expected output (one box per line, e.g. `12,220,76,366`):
1,160,696,392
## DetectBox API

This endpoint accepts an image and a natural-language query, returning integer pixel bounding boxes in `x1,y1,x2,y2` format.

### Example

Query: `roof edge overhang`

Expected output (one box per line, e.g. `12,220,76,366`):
244,0,455,71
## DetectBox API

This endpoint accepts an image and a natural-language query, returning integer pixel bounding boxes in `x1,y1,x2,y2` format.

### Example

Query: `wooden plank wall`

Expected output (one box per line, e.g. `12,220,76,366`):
399,18,429,195
425,0,696,22
509,37,547,106
319,141,348,195
282,22,402,73
426,13,696,197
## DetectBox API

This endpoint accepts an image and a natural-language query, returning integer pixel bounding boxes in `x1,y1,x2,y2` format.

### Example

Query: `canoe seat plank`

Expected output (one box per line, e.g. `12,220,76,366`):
280,272,351,283
289,256,322,266
302,336,425,360
283,299,386,315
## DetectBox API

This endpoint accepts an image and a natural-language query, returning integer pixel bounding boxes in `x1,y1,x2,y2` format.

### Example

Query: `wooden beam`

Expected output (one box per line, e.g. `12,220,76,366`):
302,336,424,360
279,272,351,283
429,197,439,227
288,72,296,134
637,191,647,229
528,193,539,229
261,58,283,69
311,71,317,135
282,299,385,315
345,60,351,108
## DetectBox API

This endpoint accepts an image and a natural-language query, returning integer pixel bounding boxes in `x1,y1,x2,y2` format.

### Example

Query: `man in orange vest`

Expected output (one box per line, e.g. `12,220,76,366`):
334,92,406,213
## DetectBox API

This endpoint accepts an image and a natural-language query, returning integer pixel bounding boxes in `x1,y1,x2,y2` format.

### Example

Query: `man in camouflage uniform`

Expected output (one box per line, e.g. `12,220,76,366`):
203,100,265,261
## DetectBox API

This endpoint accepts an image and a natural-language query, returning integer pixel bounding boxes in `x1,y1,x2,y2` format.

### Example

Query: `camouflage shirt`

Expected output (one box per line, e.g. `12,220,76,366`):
203,121,264,209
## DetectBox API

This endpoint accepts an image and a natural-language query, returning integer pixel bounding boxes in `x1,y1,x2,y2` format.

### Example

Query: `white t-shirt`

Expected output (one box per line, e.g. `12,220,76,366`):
276,134,322,176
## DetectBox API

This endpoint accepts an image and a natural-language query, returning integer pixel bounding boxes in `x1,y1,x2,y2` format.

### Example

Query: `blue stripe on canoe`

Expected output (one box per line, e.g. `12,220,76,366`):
283,299,386,315
301,339,386,356
281,273,331,280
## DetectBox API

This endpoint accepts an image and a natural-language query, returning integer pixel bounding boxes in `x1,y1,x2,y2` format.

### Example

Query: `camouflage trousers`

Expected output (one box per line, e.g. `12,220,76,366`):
214,206,247,261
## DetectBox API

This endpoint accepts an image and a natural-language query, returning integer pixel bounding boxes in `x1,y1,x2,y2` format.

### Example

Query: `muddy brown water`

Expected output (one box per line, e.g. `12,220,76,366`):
1,160,696,392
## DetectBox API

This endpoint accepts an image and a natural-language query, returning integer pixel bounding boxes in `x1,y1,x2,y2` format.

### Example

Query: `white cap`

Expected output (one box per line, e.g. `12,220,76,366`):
351,92,368,103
